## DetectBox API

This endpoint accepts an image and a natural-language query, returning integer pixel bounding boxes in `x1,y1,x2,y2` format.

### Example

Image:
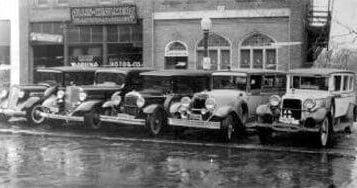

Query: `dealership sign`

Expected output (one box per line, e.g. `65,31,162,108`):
30,32,63,43
71,5,137,25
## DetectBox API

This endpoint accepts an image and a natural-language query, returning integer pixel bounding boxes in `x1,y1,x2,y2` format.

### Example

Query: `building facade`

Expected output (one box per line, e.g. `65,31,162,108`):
18,0,329,83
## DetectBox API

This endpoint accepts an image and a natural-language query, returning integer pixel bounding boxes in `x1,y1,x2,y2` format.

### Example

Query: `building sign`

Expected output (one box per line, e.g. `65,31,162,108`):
71,5,137,25
30,32,63,43
69,55,102,67
109,56,142,67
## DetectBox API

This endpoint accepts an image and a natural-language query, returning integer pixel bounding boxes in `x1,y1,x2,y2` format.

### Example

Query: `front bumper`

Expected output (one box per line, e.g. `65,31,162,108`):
168,118,221,130
0,108,26,117
253,122,319,133
38,111,84,122
99,114,146,126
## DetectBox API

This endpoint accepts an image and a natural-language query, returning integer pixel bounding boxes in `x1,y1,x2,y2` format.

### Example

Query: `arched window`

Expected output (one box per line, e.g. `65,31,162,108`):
240,33,277,70
165,41,188,69
196,33,231,70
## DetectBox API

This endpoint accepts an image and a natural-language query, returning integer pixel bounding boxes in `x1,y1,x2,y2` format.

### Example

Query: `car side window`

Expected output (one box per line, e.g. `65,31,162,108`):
343,75,349,91
250,75,262,91
334,75,341,92
349,76,354,91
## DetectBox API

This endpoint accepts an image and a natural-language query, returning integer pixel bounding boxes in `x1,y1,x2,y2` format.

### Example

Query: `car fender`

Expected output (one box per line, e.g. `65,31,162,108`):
143,104,163,114
102,100,119,109
43,85,58,99
42,95,57,108
22,97,41,110
213,106,236,118
256,104,273,116
169,102,182,114
308,108,328,123
72,100,102,113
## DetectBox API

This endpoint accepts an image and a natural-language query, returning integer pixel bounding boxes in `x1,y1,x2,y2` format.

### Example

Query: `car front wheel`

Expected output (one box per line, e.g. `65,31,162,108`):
318,117,332,147
220,114,235,142
84,109,102,130
146,109,166,136
27,104,46,126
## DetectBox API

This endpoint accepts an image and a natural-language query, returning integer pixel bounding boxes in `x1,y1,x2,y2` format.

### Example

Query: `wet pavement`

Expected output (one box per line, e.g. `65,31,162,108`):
0,120,357,187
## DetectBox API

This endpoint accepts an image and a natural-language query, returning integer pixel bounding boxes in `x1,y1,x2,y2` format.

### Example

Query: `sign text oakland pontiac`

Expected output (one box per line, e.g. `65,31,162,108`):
71,5,137,25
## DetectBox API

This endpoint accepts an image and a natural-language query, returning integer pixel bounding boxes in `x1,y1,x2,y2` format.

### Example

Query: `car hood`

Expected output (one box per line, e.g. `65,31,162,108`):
283,90,329,101
78,85,123,92
203,89,246,106
13,84,48,91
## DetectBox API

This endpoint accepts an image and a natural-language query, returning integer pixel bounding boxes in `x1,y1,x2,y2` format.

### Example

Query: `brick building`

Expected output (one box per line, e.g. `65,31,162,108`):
17,0,331,83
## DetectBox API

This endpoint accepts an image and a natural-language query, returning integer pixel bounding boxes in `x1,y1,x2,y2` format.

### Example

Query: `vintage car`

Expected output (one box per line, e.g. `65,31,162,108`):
254,68,356,147
167,70,286,142
0,66,96,125
36,68,152,129
99,70,212,135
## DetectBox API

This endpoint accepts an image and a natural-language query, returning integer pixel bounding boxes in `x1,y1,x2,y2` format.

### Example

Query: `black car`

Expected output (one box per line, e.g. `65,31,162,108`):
37,68,152,129
99,70,212,136
0,66,96,125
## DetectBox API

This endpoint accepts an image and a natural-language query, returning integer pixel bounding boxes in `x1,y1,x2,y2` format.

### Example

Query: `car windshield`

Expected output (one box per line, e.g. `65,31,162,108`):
64,72,95,86
142,76,172,94
213,76,247,90
173,76,210,94
34,71,63,85
292,76,329,91
95,72,126,87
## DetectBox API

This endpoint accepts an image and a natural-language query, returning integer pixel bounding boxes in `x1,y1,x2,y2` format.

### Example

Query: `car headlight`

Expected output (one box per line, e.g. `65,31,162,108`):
303,98,316,110
79,92,87,101
136,96,145,108
181,97,191,108
205,97,216,111
0,90,8,99
18,91,25,98
111,93,122,105
269,95,281,107
57,90,65,99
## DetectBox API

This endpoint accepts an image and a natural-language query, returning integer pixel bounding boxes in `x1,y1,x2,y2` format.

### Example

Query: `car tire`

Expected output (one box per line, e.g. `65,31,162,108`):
0,114,9,122
84,109,102,130
318,117,332,148
146,109,166,136
257,128,272,144
26,104,46,126
220,114,235,142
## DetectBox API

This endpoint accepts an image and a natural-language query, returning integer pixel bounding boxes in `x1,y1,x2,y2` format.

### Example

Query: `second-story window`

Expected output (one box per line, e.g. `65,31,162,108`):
99,0,112,4
57,0,68,6
36,0,49,7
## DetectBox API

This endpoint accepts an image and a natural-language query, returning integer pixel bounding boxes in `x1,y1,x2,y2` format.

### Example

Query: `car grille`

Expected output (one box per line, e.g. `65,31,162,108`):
65,86,81,112
281,99,302,120
124,95,139,116
192,94,208,110
7,87,20,109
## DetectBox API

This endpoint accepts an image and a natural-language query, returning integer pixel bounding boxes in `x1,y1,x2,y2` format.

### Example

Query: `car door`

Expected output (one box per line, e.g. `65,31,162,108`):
333,74,356,118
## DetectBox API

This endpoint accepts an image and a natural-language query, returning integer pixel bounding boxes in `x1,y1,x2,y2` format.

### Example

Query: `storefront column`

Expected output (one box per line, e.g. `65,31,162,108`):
63,23,69,66
103,26,108,65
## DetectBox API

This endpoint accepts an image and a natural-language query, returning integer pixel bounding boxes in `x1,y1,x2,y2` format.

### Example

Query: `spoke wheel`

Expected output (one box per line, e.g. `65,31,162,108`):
220,115,235,142
147,110,165,136
28,105,46,125
318,118,330,147
84,109,102,130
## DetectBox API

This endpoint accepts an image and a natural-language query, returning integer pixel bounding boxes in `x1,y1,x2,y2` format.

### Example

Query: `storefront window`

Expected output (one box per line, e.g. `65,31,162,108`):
196,33,231,70
240,33,277,70
0,20,10,89
165,41,188,69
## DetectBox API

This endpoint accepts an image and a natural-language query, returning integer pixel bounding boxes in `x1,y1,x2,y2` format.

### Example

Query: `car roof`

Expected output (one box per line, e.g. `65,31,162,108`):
140,70,211,77
289,68,355,76
36,66,97,73
95,67,153,74
213,69,286,76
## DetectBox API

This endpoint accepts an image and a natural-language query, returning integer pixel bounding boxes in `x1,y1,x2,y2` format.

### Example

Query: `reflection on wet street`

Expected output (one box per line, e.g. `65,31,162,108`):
0,121,357,187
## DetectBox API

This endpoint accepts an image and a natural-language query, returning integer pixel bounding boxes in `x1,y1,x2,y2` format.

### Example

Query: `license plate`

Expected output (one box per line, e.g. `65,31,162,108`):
280,117,298,124
117,113,134,120
189,114,202,120
49,107,59,113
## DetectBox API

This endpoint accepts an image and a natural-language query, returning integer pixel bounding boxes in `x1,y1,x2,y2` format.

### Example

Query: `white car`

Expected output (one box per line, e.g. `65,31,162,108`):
255,68,356,147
